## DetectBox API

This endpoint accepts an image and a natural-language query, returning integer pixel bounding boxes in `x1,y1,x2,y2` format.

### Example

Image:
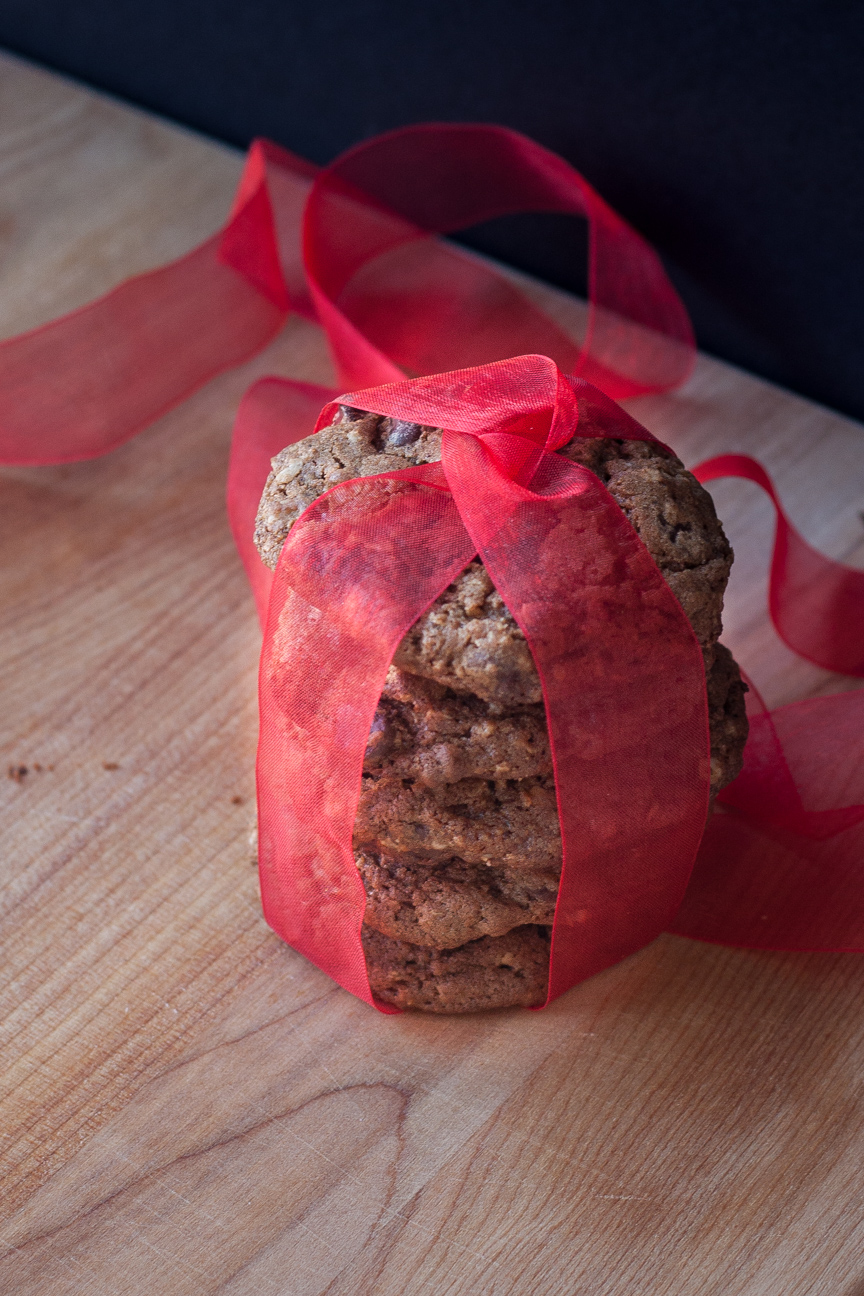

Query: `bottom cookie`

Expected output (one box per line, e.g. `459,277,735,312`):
362,923,550,1013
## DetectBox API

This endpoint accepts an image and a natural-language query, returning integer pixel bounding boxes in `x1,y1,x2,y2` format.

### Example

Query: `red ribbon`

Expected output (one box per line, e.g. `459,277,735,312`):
1,124,863,1007
672,458,864,954
258,359,709,1008
693,455,864,677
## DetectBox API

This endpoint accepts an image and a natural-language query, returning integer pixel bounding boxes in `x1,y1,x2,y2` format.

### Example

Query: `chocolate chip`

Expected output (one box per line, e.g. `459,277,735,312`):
338,405,366,422
387,421,422,447
365,710,394,764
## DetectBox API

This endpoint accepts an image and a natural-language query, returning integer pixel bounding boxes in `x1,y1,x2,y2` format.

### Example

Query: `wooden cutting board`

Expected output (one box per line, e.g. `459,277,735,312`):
1,49,864,1296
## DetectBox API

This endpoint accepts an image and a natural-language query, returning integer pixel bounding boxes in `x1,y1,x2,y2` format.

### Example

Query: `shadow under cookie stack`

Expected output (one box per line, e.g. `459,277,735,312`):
255,403,748,1014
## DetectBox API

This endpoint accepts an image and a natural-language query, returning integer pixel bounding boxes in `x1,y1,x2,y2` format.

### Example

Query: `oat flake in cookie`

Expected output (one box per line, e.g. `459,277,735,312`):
256,401,748,1013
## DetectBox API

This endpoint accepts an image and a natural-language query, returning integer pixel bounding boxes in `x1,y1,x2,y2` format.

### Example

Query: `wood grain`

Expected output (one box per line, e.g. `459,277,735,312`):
1,48,863,1296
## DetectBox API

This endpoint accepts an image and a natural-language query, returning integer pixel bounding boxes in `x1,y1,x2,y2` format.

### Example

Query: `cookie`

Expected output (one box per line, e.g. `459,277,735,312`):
391,559,541,707
558,432,732,655
365,665,553,786
254,410,442,571
362,924,551,1013
368,652,745,798
364,667,551,786
257,403,733,704
357,848,559,948
354,771,562,871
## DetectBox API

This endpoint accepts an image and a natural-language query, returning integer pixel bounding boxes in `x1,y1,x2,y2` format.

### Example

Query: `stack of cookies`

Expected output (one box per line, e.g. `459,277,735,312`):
255,401,748,1013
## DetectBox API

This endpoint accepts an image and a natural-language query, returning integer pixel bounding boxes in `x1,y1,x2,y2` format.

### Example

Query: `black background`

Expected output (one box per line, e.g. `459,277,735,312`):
1,1,862,420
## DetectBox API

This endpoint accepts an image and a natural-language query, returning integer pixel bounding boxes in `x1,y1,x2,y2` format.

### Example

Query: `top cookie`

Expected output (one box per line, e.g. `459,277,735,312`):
255,401,733,706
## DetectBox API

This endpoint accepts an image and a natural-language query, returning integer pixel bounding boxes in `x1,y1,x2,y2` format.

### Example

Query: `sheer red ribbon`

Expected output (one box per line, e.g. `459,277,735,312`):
672,457,864,952
258,360,710,1008
0,124,862,1008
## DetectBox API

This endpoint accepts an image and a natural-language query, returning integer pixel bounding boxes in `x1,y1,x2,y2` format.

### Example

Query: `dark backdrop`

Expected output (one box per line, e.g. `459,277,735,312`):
1,0,862,420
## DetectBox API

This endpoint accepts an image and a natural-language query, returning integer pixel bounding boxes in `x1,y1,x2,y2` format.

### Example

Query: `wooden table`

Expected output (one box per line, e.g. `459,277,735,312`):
2,50,864,1296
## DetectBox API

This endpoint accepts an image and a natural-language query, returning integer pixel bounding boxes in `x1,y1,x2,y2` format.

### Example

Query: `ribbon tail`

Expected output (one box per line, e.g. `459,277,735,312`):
675,457,864,950
673,685,864,950
0,141,292,467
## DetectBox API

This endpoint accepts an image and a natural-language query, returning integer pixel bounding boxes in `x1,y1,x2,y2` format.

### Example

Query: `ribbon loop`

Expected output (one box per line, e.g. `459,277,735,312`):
305,125,694,396
693,454,864,678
